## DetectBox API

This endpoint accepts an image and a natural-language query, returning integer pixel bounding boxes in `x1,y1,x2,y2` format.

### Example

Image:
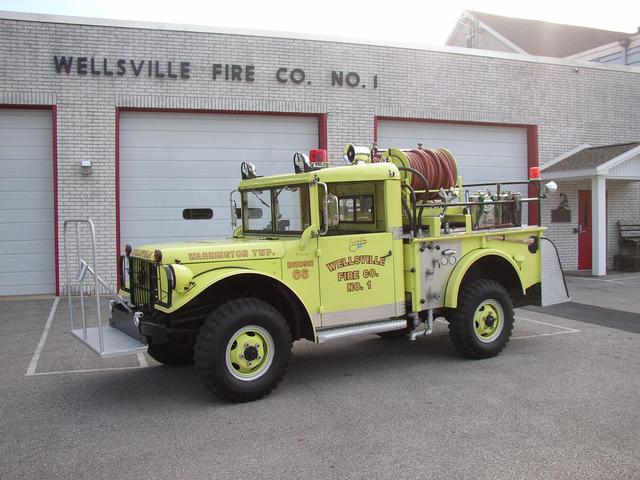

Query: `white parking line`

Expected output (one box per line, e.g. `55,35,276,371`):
137,352,149,368
512,330,579,340
28,365,146,376
28,353,150,377
25,297,59,376
27,307,580,378
516,316,580,332
512,315,580,339
436,314,580,340
25,295,150,377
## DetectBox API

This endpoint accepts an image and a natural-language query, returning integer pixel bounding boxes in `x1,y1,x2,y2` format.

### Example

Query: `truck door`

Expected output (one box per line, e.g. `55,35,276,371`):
317,182,398,326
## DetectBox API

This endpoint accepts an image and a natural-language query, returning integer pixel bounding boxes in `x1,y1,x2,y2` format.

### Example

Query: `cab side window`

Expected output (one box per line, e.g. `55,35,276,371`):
338,195,374,223
323,181,386,234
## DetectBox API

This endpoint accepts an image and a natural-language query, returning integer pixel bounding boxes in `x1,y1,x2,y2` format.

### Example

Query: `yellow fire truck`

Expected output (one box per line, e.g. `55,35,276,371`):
65,144,567,402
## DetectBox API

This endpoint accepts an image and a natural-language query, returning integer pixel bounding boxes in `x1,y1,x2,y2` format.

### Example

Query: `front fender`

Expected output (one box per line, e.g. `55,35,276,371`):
153,267,309,319
444,249,526,308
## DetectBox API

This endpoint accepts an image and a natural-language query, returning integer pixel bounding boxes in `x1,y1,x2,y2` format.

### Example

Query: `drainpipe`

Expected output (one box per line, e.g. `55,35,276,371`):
619,38,630,65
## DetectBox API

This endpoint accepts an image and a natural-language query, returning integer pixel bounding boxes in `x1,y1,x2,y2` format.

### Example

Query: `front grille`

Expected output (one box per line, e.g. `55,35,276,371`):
129,257,157,311
119,256,172,310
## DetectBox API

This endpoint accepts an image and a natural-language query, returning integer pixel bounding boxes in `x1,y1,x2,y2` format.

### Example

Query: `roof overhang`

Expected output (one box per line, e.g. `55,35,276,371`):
542,144,640,181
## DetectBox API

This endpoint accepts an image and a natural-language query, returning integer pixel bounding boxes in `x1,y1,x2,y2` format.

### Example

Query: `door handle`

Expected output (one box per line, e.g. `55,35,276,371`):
381,250,393,258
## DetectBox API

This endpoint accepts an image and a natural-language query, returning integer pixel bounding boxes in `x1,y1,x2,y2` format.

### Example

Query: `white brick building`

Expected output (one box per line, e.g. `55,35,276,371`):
1,10,639,295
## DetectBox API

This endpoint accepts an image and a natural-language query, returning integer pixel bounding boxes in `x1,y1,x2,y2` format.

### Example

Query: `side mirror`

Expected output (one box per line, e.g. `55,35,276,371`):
327,194,340,228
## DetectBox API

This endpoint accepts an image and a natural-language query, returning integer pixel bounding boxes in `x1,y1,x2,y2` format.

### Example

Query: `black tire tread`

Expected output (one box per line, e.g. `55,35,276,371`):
147,344,194,366
194,298,292,403
448,279,514,359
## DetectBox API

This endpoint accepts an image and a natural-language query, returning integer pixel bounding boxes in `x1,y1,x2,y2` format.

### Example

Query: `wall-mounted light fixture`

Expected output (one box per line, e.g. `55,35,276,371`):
80,159,92,176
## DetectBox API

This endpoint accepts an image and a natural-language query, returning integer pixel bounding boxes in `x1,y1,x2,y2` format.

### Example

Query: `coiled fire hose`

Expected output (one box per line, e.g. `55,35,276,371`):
368,147,457,233
376,147,458,200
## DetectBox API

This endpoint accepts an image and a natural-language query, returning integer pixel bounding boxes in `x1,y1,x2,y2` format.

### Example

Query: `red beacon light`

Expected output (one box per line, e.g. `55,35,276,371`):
309,149,328,167
529,166,541,180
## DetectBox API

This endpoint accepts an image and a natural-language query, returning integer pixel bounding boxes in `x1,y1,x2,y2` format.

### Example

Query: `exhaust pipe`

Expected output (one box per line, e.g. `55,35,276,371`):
410,309,434,341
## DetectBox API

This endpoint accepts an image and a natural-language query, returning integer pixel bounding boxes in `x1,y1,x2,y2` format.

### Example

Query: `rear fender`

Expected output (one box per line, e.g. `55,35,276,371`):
444,249,526,308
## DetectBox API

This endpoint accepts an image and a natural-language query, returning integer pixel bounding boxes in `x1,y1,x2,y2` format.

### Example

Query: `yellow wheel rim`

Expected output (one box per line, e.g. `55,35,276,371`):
225,325,274,381
473,299,504,343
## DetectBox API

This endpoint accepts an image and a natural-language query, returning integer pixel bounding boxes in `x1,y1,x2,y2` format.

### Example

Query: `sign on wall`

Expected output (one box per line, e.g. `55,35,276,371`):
53,56,379,89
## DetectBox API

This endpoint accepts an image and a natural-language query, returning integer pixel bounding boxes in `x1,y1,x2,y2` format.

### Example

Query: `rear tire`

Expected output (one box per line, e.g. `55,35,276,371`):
147,343,194,366
194,298,292,403
448,279,514,359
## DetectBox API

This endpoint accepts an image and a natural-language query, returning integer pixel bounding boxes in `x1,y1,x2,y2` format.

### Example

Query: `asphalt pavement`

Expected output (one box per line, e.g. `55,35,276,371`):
1,275,638,480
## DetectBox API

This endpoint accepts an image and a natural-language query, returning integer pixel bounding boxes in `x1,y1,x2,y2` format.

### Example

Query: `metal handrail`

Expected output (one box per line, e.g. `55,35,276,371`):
64,219,102,351
63,219,132,355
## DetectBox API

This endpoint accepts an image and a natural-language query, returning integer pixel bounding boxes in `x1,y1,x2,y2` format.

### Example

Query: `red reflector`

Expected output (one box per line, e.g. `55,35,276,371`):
529,167,541,180
309,149,328,163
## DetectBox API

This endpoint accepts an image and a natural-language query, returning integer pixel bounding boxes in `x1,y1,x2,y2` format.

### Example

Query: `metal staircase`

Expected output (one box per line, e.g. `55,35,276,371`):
64,219,147,358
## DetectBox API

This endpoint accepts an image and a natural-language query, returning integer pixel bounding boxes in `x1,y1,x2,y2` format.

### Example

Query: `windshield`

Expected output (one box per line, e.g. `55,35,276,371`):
241,184,311,234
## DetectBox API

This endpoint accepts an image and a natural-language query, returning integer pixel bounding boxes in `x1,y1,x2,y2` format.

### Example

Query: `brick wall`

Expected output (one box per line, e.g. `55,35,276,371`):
1,15,639,289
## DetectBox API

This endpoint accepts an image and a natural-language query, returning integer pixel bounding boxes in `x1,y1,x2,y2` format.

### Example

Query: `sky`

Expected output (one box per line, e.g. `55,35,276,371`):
0,0,638,46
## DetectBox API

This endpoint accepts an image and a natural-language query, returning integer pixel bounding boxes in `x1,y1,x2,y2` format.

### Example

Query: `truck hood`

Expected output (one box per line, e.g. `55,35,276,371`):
130,237,286,264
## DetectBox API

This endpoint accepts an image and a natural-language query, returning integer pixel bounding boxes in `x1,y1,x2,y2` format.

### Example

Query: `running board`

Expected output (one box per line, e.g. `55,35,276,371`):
71,326,147,359
316,318,407,343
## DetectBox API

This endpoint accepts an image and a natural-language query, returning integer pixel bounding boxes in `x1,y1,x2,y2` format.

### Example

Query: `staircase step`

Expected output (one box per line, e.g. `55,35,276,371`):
70,326,147,359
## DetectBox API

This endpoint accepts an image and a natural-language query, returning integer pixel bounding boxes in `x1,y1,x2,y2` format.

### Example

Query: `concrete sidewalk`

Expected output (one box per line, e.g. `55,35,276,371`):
565,272,640,314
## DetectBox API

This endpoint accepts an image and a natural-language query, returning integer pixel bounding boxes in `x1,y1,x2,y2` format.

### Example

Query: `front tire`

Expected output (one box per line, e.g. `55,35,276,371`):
448,279,514,359
147,343,194,366
194,298,292,403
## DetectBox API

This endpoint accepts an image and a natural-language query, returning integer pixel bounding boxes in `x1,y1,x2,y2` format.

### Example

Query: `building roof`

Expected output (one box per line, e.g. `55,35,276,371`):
466,10,632,57
544,142,640,173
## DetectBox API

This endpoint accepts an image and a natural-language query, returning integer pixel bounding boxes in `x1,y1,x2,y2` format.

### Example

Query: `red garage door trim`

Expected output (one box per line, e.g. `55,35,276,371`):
0,104,59,296
374,116,539,225
115,108,328,288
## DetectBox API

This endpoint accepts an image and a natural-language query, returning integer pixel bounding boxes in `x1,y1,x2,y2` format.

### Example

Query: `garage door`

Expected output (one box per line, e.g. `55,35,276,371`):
119,112,319,246
0,109,55,296
378,120,529,222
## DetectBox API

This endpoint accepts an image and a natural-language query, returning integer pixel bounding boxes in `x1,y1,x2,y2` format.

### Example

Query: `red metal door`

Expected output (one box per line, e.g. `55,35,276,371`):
578,190,592,270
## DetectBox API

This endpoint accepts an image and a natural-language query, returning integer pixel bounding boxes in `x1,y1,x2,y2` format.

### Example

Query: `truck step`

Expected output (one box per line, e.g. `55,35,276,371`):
316,318,407,343
70,326,147,359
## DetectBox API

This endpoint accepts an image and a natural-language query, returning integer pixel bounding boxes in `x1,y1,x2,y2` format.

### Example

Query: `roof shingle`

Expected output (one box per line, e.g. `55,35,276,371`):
544,143,640,172
467,11,632,57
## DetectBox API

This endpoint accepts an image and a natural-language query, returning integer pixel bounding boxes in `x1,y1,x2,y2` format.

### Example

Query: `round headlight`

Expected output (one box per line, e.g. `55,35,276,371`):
171,264,194,292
